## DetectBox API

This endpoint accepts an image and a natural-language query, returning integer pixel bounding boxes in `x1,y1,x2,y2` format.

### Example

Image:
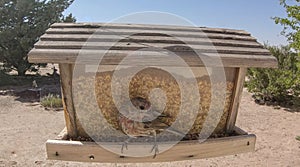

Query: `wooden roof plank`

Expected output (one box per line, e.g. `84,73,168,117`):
33,41,270,55
28,23,277,68
45,28,256,41
28,48,277,68
40,34,262,48
50,23,251,36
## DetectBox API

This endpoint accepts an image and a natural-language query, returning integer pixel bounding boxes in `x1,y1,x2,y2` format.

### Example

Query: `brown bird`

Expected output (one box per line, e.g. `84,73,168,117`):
118,97,183,158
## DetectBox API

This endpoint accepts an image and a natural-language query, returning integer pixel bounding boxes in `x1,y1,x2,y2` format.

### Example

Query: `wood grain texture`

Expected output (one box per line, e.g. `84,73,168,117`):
45,28,256,41
59,64,78,138
226,68,247,133
28,48,277,68
28,23,277,68
34,41,269,54
40,34,261,47
46,126,256,163
50,22,251,36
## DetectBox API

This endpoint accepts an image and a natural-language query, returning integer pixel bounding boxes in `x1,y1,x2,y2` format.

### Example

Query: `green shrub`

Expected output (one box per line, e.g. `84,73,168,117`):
296,136,300,141
0,70,30,86
41,94,63,108
245,45,300,106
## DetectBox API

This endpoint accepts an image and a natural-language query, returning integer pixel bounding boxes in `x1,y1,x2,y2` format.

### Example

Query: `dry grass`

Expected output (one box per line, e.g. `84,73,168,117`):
41,94,62,108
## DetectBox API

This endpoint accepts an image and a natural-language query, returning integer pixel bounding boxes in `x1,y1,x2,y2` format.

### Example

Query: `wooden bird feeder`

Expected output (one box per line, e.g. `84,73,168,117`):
28,23,277,163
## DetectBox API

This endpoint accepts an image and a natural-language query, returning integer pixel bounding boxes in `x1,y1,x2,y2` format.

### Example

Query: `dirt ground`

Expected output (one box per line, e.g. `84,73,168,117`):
0,85,299,166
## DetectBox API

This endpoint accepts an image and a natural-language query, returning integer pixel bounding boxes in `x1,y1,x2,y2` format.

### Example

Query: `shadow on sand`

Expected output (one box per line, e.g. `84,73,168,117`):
0,72,61,103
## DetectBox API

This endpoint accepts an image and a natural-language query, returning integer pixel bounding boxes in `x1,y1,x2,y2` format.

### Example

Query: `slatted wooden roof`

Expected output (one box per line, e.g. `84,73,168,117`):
28,23,277,68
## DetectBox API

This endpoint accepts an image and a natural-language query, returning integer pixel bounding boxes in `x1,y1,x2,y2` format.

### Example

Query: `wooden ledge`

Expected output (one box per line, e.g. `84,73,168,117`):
46,126,256,163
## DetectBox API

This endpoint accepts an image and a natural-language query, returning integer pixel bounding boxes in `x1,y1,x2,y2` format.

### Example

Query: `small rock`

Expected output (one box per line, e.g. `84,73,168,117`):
255,99,265,105
7,161,17,166
34,161,43,165
274,106,281,110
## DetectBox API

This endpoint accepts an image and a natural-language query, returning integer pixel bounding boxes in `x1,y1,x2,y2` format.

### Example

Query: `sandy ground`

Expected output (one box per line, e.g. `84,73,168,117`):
0,89,299,167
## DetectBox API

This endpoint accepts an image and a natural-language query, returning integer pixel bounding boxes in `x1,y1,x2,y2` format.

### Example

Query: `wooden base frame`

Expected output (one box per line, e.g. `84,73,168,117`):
46,126,256,163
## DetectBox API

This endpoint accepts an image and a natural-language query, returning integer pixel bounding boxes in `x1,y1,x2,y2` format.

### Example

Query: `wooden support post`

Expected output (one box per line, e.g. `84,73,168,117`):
59,64,78,138
226,68,247,133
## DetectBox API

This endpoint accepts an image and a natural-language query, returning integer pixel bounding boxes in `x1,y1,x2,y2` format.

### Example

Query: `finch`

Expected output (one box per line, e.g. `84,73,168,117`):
118,97,183,158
